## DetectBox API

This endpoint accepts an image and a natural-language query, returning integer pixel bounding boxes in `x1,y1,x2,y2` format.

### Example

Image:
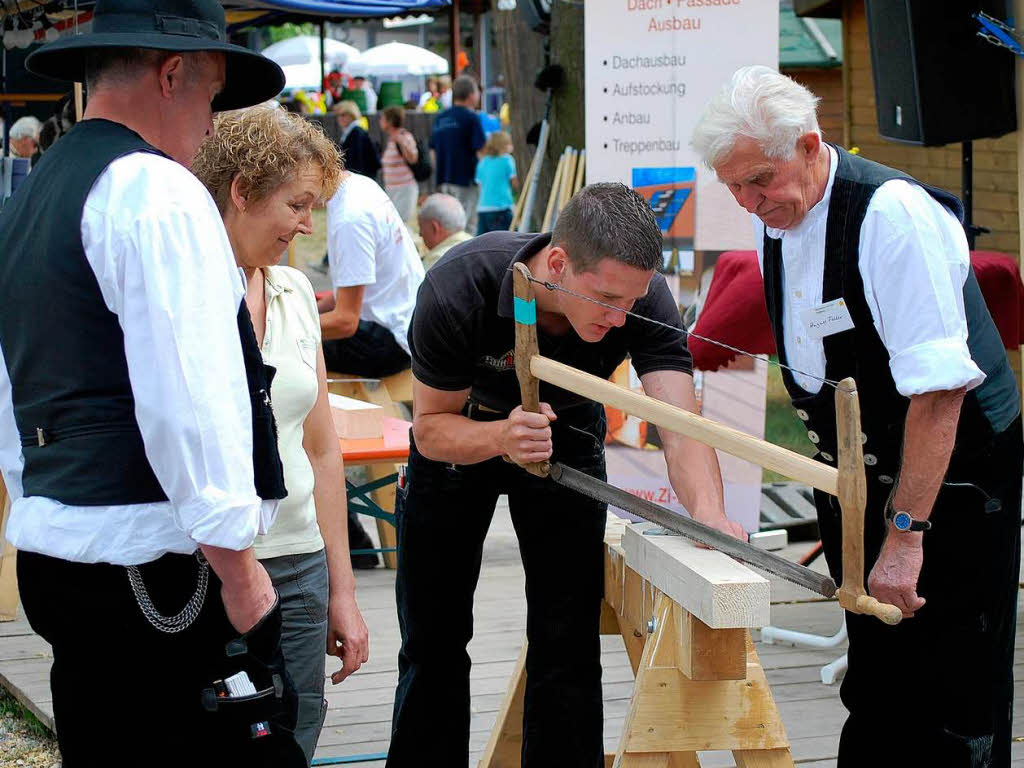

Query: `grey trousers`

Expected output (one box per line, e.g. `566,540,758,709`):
262,549,330,765
438,182,480,232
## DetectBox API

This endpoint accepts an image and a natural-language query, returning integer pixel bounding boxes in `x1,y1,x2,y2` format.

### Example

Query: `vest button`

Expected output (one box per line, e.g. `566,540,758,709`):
864,454,878,466
861,432,868,445
879,474,894,484
807,430,820,443
796,409,810,421
820,452,834,462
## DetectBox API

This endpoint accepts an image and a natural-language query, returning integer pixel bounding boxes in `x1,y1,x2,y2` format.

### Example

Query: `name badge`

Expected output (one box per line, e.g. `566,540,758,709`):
800,298,855,340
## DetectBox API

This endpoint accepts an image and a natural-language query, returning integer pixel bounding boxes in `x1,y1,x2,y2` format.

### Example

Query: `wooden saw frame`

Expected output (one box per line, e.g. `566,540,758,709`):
479,264,901,768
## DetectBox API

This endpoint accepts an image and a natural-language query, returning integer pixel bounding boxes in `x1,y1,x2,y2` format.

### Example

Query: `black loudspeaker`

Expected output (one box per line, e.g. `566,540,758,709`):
864,0,1016,146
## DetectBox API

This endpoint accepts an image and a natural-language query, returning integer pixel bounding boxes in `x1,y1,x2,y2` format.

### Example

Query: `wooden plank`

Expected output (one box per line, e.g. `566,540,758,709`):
478,643,527,767
677,610,746,681
531,356,839,495
622,524,770,629
0,478,17,621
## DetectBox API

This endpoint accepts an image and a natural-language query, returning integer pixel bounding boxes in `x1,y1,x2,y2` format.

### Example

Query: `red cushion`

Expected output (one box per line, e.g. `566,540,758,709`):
689,249,1024,373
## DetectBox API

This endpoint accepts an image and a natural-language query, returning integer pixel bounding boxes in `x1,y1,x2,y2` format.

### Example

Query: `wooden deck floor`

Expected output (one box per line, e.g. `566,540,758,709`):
1,499,1023,767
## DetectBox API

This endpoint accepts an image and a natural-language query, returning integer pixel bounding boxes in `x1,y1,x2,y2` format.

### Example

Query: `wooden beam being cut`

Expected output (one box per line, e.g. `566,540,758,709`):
622,523,770,629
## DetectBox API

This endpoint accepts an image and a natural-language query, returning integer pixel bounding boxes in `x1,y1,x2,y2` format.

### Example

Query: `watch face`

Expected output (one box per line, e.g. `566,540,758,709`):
893,511,912,531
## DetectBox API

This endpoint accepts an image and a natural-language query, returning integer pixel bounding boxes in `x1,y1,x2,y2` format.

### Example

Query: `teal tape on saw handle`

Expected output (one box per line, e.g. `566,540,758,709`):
514,296,537,325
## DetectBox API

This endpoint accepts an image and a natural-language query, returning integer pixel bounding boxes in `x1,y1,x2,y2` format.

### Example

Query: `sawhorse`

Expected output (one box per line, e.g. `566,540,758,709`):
480,518,794,768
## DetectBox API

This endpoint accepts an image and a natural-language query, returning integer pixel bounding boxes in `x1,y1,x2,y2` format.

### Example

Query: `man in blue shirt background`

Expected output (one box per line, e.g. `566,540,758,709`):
429,75,486,231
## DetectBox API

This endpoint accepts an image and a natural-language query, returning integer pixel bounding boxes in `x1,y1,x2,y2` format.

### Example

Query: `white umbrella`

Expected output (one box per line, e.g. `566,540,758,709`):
345,41,448,78
279,63,329,92
261,35,360,73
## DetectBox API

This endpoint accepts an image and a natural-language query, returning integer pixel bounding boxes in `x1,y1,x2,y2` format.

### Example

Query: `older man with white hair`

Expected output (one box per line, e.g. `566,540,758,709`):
9,116,41,162
692,65,1021,767
418,192,472,270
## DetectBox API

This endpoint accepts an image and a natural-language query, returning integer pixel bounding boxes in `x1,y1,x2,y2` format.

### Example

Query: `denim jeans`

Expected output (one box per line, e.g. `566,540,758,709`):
387,403,608,768
262,549,330,765
477,208,513,235
322,319,411,379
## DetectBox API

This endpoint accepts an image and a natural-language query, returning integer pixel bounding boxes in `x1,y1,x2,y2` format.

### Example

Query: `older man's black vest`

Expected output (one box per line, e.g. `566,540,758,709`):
0,119,286,505
762,145,1019,491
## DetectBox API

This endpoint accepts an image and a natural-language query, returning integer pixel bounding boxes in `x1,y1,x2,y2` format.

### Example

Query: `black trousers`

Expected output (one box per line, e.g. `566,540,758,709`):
322,319,410,379
387,405,608,768
814,418,1023,768
18,550,305,768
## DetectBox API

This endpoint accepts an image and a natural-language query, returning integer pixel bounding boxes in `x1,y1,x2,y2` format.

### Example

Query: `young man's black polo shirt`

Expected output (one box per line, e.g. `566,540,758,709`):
409,231,693,414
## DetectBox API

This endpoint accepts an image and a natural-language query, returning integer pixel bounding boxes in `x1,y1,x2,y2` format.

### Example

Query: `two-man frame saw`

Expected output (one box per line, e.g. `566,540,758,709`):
510,262,902,626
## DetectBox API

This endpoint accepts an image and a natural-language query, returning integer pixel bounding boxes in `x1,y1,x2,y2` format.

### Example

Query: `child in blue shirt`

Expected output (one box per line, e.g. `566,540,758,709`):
474,131,518,234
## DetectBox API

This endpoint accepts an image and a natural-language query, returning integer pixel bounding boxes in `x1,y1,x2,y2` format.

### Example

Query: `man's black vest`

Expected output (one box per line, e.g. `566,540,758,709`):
0,119,286,506
762,145,1019,489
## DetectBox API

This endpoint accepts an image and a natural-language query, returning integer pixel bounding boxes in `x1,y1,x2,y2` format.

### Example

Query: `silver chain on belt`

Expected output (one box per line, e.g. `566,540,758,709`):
125,551,209,634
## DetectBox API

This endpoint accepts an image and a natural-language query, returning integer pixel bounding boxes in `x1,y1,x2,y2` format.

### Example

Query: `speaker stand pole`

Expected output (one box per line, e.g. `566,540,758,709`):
962,140,977,250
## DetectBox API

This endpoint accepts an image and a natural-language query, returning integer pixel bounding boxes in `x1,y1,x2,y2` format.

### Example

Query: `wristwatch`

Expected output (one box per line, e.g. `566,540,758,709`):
885,506,932,532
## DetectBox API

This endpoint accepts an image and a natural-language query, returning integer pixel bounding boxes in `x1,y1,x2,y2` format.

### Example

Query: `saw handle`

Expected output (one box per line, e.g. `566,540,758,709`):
835,378,903,626
511,263,550,478
854,595,903,626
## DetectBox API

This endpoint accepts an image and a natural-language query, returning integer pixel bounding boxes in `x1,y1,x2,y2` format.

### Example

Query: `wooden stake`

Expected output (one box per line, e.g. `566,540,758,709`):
510,146,538,231
834,379,902,625
73,83,83,121
530,355,838,494
559,149,577,211
573,150,586,195
512,264,550,477
541,149,566,232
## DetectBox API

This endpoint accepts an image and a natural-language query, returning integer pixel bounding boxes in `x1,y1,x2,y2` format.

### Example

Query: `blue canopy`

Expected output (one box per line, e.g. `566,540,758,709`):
229,0,450,18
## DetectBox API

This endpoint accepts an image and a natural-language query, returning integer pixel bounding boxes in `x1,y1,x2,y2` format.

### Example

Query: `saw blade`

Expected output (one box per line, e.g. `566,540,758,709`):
549,462,837,598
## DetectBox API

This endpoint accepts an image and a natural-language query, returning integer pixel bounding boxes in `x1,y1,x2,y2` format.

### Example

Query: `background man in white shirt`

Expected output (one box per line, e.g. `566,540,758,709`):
0,1,303,765
693,66,1022,768
319,170,424,566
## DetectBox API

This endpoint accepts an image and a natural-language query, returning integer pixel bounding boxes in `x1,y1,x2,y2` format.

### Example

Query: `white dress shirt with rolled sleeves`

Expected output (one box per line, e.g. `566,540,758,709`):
755,144,985,397
0,151,277,565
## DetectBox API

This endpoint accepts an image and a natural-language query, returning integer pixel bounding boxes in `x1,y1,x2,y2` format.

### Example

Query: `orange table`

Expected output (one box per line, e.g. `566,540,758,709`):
339,417,410,569
338,416,411,466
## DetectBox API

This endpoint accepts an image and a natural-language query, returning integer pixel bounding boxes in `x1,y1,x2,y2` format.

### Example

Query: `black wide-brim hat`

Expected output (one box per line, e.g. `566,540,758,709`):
26,0,285,112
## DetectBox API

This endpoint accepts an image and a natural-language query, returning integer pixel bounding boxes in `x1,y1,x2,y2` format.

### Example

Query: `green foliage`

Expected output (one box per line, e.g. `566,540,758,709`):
0,687,51,741
266,22,317,45
763,359,816,483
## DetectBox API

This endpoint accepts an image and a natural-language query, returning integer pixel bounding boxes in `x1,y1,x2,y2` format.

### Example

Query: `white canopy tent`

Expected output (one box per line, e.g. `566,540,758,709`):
344,41,447,78
261,35,361,73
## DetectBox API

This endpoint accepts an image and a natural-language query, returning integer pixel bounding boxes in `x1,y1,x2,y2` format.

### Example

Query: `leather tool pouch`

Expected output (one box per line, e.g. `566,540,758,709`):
200,596,305,766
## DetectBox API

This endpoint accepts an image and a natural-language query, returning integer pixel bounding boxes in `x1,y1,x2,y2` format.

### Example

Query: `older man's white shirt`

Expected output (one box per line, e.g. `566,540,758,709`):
754,144,984,397
0,152,276,565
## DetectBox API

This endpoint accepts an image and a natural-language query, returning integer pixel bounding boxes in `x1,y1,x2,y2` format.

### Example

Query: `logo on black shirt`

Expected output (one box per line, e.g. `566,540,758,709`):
478,349,515,372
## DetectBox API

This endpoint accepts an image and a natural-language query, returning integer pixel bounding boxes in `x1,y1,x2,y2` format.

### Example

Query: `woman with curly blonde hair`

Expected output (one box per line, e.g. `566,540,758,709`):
193,106,368,764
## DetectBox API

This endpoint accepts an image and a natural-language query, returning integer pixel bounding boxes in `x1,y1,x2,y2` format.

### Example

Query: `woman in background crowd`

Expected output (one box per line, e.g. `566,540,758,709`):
194,107,369,765
378,106,420,224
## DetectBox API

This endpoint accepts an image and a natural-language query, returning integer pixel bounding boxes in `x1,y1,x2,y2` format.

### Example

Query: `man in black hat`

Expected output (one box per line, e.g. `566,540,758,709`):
0,1,305,765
